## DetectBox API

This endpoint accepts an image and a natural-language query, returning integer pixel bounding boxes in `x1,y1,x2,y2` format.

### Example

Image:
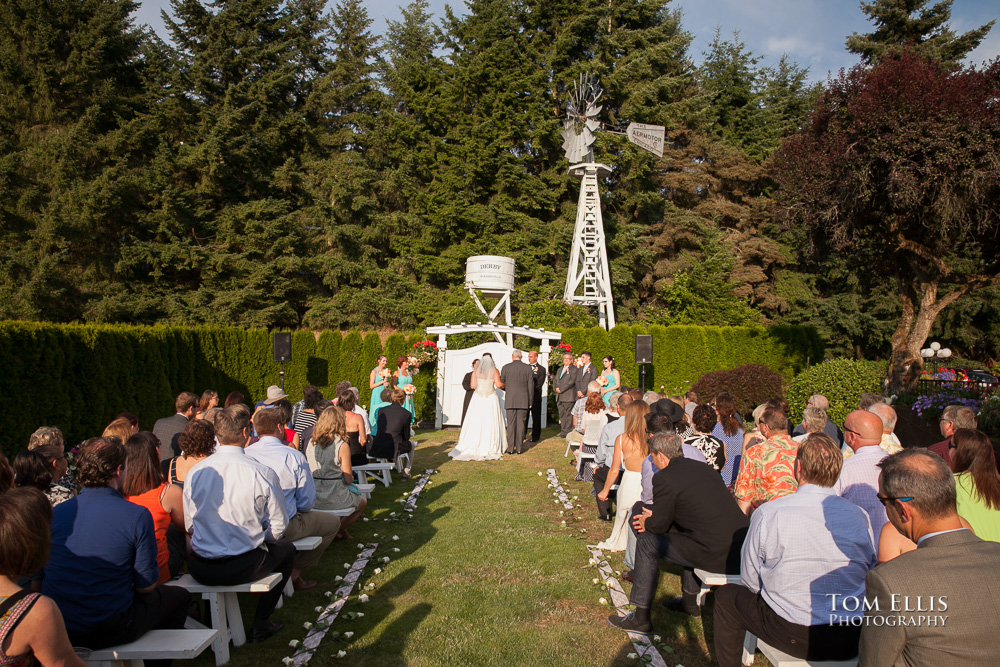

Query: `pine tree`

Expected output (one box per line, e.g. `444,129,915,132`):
846,0,994,66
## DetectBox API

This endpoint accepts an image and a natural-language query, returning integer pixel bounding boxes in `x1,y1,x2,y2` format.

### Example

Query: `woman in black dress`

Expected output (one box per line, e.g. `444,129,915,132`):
461,358,479,424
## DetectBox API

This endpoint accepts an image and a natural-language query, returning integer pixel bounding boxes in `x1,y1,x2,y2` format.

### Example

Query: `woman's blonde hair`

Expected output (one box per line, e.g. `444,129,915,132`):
102,417,133,444
312,406,347,449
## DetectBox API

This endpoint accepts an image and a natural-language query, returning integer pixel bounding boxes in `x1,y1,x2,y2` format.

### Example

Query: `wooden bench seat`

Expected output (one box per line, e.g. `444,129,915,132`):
174,572,282,665
81,629,218,667
281,537,324,600
692,568,741,606
355,462,394,486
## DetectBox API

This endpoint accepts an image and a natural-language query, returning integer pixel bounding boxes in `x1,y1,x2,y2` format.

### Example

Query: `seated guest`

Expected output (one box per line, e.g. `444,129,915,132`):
0,488,87,667
683,390,698,419
102,417,134,445
28,426,73,489
12,446,73,506
929,404,977,466
122,432,186,584
293,386,323,443
153,392,199,473
273,399,299,449
860,449,1000,665
792,406,827,443
684,404,726,472
608,433,749,633
184,406,294,642
575,391,608,481
116,412,141,433
712,392,744,488
714,434,875,666
338,390,370,467
305,406,367,537
246,408,340,591
597,402,651,552
867,402,902,454
223,391,245,408
834,409,890,538
370,387,393,432
370,389,415,480
568,382,602,445
43,437,191,650
298,399,332,453
642,391,659,407
733,407,799,514
858,392,882,410
741,403,768,455
592,393,633,522
0,451,12,494
791,394,843,444
195,390,218,420
951,428,1000,542
349,387,372,436
166,419,216,487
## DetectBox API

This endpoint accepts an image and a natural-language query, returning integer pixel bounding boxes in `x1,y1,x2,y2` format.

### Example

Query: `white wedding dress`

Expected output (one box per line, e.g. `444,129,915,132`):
450,358,507,461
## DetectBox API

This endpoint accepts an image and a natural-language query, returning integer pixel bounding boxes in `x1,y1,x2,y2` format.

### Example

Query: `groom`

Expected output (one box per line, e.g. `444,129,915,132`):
499,350,535,455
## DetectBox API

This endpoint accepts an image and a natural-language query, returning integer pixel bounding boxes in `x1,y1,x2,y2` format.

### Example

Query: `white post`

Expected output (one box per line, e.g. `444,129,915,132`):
435,335,448,430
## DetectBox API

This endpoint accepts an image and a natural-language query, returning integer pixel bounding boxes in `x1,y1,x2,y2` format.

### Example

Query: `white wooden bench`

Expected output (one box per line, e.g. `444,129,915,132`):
355,462,394,486
281,536,324,600
81,628,218,667
742,633,859,667
174,572,282,665
575,450,595,474
693,568,742,607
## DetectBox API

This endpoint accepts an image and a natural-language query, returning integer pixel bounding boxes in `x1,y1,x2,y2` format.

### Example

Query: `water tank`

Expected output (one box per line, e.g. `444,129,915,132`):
465,256,516,296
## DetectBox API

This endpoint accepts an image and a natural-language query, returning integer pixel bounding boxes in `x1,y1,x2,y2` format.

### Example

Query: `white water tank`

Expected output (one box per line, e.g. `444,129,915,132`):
465,256,516,296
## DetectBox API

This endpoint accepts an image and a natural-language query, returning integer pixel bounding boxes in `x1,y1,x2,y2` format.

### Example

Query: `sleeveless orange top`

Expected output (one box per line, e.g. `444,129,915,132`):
127,484,171,585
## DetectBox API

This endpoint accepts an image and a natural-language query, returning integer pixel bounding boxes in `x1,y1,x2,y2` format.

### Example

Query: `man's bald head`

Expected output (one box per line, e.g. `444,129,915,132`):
844,409,883,451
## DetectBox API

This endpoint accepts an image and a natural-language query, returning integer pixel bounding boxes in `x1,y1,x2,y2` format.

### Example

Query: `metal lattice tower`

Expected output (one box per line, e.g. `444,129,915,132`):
563,162,615,330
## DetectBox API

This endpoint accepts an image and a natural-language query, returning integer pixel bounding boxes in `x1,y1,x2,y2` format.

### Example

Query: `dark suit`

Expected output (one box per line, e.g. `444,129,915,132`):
575,362,599,399
630,457,749,610
529,362,546,441
153,413,189,464
859,529,1000,666
500,359,534,454
461,372,474,424
370,403,413,462
554,365,578,437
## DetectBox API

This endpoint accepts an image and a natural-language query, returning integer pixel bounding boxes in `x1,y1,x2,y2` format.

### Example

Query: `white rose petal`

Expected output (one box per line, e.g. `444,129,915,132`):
560,520,566,525
344,631,354,639
336,650,347,658
362,517,369,522
592,578,599,584
289,639,301,648
334,576,343,582
366,583,375,589
537,471,543,476
654,635,662,642
588,558,596,565
357,543,364,549
314,606,323,613
303,622,313,630
373,533,379,537
343,563,351,569
359,594,369,603
325,590,334,597
382,556,390,563
282,658,294,665
627,653,637,660
356,612,364,618
393,547,400,552
599,597,608,605
392,535,399,541
373,568,382,574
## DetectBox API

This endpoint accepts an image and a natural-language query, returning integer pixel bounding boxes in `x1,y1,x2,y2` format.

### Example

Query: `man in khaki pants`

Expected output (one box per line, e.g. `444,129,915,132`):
246,408,340,590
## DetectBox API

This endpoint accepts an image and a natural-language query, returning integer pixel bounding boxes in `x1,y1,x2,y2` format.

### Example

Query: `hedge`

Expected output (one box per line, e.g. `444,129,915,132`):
0,321,435,457
786,359,888,426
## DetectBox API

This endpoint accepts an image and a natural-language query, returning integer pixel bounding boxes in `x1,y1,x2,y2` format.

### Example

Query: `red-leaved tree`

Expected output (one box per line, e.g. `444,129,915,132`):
772,50,1000,392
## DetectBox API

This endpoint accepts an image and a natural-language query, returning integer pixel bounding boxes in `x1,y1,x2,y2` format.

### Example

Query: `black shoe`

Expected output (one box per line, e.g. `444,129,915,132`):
607,611,652,635
597,515,612,522
660,595,701,617
251,619,284,642
530,439,540,443
622,570,634,584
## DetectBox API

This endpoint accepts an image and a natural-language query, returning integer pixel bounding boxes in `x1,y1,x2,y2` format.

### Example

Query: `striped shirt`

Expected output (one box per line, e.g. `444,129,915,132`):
834,445,889,539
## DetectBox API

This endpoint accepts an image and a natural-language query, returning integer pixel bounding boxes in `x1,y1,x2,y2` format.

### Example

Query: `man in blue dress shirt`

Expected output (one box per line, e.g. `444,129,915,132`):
43,436,191,651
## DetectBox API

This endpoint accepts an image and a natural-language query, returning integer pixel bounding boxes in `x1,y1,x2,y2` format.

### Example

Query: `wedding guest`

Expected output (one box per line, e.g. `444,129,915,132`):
792,407,828,443
370,389,415,480
713,393,745,487
597,401,650,552
951,428,1000,542
0,452,12,494
742,403,768,454
349,387,372,437
791,394,843,445
391,356,416,423
834,410,890,538
858,392,883,411
195,390,218,419
684,404,726,472
298,399,332,452
683,391,698,419
43,436,191,650
733,407,799,514
305,407,366,537
575,391,607,481
185,406,292,642
102,417,134,444
12,448,73,506
246,409,339,591
369,356,392,433
223,391,245,408
338,390,369,467
642,391,659,407
867,402,902,452
153,391,199,470
122,432,185,584
600,356,621,406
607,432,748,633
592,393,633,521
166,419,216,488
929,405,977,466
293,386,323,444
714,434,874,666
274,399,299,449
256,385,288,410
553,353,579,437
0,487,87,667
568,381,602,445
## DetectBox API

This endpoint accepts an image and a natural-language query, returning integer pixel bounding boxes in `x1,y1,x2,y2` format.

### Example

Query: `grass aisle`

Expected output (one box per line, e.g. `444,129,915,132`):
210,429,729,666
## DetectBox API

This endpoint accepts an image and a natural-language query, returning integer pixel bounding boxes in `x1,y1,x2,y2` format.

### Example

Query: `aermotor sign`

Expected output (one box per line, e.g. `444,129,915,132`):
626,122,665,157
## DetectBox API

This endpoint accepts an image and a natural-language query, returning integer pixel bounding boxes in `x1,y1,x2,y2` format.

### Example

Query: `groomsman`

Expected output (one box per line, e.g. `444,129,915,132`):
554,353,579,437
528,351,546,442
576,352,599,399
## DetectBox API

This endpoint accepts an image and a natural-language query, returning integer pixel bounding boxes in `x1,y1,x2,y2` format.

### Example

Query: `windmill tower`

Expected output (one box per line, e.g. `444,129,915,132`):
561,74,616,330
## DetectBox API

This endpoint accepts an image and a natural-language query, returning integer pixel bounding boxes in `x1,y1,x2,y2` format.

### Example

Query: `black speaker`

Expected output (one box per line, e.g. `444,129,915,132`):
272,332,291,363
635,335,653,364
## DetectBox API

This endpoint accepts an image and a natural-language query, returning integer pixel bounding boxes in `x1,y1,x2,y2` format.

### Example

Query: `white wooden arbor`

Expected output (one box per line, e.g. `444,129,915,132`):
425,323,563,429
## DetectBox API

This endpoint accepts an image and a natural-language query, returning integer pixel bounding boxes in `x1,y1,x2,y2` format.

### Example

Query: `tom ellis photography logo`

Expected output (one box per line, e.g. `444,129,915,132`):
827,595,949,627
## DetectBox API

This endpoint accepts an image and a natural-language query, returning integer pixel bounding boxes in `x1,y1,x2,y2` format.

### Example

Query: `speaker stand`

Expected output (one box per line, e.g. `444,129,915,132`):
279,361,285,391
640,363,647,393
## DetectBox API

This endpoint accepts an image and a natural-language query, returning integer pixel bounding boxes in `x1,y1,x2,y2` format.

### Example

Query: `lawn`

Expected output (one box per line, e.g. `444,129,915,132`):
195,428,751,666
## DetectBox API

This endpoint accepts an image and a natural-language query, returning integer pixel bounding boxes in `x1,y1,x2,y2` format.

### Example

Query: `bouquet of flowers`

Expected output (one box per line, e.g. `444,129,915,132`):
411,340,438,365
379,368,392,381
403,384,417,396
597,376,609,387
407,355,421,375
554,342,572,355
574,356,584,368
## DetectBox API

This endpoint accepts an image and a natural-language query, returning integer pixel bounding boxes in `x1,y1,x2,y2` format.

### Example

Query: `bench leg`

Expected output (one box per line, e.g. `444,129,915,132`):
203,592,231,666
283,579,294,598
224,592,246,648
696,584,710,607
380,469,391,486
742,632,757,667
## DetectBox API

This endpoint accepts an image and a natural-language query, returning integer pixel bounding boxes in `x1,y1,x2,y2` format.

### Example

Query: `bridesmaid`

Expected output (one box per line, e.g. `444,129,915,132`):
600,356,621,406
392,356,416,424
369,355,391,435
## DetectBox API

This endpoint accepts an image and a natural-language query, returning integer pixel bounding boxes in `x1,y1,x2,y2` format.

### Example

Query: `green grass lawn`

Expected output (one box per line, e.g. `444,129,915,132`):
195,428,759,666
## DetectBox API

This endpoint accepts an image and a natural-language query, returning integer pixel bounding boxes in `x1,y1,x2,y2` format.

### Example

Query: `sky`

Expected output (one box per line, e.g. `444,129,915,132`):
134,0,1000,82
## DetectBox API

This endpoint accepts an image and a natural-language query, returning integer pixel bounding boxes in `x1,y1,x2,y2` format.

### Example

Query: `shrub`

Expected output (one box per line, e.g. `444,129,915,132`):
690,364,785,415
977,396,1000,441
786,359,888,426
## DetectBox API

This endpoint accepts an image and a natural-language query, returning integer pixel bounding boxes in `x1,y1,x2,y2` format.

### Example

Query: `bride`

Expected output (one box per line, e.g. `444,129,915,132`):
449,354,507,460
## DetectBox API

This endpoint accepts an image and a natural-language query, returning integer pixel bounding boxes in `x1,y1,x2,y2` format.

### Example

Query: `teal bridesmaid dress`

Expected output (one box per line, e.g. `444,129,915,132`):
369,368,391,435
396,372,416,423
601,371,616,405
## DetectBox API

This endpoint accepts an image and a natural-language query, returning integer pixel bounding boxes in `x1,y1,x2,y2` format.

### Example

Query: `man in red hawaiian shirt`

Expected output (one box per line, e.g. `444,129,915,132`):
733,408,799,515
